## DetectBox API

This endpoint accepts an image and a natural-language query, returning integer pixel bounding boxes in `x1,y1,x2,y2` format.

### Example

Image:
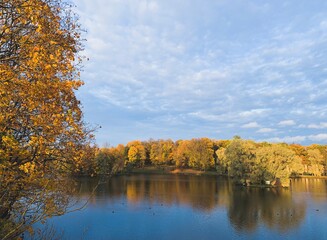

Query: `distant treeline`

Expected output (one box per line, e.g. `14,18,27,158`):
76,137,327,187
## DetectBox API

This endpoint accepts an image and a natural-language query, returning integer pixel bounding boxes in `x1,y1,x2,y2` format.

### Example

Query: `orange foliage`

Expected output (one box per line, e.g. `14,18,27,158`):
0,0,93,238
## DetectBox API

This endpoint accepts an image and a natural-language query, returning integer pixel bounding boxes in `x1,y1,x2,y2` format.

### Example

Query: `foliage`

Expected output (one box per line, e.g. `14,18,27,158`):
149,139,174,165
95,138,326,187
306,148,324,176
0,0,93,238
173,140,190,168
187,138,215,170
254,144,303,186
223,139,256,183
96,145,125,175
126,140,146,167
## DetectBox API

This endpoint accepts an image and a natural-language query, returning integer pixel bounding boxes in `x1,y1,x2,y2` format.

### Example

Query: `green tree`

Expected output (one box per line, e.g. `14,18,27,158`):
224,139,256,184
255,144,303,187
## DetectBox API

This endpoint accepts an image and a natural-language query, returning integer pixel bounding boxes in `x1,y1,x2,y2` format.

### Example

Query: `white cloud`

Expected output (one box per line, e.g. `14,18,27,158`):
278,120,296,126
239,109,270,118
308,122,327,129
188,112,220,121
308,134,327,142
262,136,306,143
242,122,260,128
75,0,327,145
257,128,275,133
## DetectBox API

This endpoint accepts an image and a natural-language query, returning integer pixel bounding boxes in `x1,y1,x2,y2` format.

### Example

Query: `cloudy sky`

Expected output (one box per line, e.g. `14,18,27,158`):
75,0,327,146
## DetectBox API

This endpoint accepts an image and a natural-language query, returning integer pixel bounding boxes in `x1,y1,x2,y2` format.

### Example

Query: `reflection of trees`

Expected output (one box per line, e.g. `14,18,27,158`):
74,175,228,211
228,186,306,233
291,178,327,203
74,174,308,233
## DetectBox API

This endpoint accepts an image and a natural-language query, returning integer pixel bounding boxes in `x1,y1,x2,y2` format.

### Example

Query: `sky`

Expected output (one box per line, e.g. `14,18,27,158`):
74,0,327,146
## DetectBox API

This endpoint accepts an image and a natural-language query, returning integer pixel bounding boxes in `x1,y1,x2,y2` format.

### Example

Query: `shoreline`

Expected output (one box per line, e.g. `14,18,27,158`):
125,166,220,176
75,166,327,180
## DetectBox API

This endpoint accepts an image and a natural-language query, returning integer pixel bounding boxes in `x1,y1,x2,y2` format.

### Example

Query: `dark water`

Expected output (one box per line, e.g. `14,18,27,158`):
43,174,327,240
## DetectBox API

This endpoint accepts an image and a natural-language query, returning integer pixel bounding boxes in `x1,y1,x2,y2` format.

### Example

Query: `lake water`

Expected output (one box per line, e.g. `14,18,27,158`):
42,174,327,240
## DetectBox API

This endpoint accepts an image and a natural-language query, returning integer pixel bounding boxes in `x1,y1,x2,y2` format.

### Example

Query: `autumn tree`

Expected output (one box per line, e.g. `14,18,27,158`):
126,141,146,167
214,140,231,174
311,145,327,175
216,147,227,174
96,145,125,175
150,139,174,165
224,139,256,184
74,145,98,176
254,144,303,187
0,0,93,238
289,144,308,173
173,140,190,168
187,138,215,170
306,148,324,176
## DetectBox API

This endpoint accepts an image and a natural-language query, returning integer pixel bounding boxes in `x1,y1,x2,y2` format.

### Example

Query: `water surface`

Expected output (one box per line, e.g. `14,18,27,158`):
44,174,327,239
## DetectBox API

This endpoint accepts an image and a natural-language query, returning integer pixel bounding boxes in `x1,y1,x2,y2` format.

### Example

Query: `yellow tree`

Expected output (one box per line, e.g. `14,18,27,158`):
172,140,190,168
150,139,174,165
126,141,146,167
307,148,324,176
0,0,93,238
187,138,215,170
216,147,227,174
255,144,303,187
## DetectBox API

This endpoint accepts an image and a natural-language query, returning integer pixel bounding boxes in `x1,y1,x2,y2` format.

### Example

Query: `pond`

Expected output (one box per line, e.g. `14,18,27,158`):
39,174,327,239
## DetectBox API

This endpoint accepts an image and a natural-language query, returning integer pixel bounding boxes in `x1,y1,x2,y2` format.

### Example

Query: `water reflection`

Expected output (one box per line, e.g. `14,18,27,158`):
228,186,305,232
291,178,327,202
72,174,318,233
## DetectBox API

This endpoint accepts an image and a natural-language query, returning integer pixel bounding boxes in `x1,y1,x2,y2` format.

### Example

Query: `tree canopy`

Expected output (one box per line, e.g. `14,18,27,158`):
86,138,327,188
0,0,93,238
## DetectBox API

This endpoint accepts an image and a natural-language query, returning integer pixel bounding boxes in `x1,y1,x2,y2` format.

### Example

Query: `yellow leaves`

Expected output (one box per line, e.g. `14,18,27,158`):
45,64,52,70
19,162,36,174
32,51,39,60
2,135,19,149
0,1,92,238
36,25,42,33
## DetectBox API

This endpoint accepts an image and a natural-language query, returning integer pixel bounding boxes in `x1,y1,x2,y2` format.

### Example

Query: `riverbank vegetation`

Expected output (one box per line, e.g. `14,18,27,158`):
77,137,327,188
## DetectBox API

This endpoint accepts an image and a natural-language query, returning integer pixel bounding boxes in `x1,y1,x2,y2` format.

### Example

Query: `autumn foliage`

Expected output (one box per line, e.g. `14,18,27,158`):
0,0,93,238
90,138,327,188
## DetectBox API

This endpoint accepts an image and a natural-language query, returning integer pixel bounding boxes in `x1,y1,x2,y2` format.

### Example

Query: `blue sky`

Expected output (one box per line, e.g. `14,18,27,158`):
75,0,327,146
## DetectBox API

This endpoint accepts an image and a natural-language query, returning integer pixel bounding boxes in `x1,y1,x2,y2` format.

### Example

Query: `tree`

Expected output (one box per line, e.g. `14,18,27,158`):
173,140,190,168
307,148,324,176
224,139,256,184
96,145,125,175
310,145,327,175
149,139,174,165
126,141,146,167
0,0,93,238
187,138,215,170
216,147,227,174
254,144,303,187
